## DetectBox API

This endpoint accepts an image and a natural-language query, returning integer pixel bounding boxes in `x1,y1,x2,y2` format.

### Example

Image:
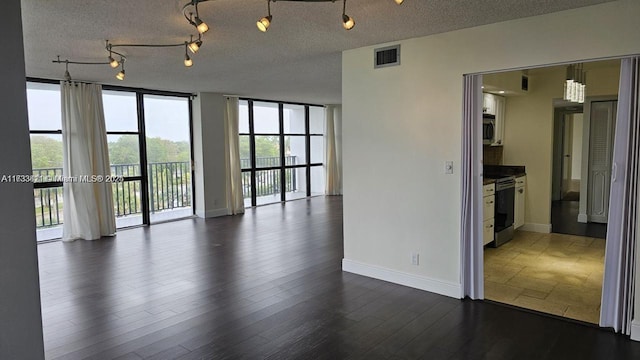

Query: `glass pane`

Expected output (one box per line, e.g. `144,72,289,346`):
113,180,143,227
27,83,62,131
34,187,64,241
310,165,325,197
30,134,63,181
108,135,141,176
283,104,305,134
143,95,193,223
285,167,307,201
239,135,251,170
255,169,281,206
310,135,324,164
309,106,325,134
255,135,281,168
285,136,306,165
253,102,279,134
103,91,138,132
242,171,252,208
239,100,249,134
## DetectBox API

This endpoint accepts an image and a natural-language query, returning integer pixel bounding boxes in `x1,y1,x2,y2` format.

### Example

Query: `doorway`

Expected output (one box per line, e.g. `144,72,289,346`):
480,59,621,324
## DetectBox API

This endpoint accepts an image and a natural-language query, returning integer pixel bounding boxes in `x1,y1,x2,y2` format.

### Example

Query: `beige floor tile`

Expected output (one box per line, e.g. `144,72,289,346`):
484,230,604,324
511,295,567,316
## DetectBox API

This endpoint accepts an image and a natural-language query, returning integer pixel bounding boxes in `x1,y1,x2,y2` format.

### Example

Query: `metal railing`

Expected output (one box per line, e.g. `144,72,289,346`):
240,156,298,199
33,161,192,228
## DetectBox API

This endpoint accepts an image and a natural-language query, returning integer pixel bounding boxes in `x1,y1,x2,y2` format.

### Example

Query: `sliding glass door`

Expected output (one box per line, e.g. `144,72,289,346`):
239,99,325,207
143,95,193,223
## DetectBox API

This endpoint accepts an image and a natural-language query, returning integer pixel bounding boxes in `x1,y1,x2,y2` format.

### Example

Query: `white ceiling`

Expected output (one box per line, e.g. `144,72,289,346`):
21,0,614,104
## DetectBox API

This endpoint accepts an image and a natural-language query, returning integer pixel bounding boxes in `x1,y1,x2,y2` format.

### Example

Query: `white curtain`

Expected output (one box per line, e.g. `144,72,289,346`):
325,105,341,195
224,96,245,215
600,57,640,334
461,74,484,299
61,82,115,241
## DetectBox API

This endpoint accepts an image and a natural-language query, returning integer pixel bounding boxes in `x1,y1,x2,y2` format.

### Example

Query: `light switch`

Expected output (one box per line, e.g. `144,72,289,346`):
445,161,454,174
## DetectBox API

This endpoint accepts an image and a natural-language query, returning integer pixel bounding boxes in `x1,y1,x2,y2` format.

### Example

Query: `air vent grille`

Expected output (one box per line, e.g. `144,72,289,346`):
374,45,400,69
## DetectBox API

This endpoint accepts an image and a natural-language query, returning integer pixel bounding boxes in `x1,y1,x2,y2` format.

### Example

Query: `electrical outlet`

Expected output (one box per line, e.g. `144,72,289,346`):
445,161,454,174
411,252,419,266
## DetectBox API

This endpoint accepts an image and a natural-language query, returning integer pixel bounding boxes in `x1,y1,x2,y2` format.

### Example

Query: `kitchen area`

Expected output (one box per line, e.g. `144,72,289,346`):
479,62,618,324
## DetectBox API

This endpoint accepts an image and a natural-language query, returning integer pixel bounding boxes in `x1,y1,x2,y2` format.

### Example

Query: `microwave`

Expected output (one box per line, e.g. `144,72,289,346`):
483,115,496,145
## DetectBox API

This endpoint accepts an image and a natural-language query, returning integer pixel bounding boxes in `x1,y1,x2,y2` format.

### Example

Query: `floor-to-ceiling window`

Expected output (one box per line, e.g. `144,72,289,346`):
26,81,194,241
26,82,64,241
239,99,325,207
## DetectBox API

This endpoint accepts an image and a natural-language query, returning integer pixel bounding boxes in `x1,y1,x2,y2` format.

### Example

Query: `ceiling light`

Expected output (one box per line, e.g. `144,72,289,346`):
116,63,125,81
195,17,209,34
498,90,505,94
395,0,404,4
184,44,193,67
342,0,355,30
257,0,272,32
188,39,202,53
108,51,119,68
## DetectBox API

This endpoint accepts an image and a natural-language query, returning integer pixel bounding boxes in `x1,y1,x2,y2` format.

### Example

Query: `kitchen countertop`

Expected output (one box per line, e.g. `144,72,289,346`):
483,178,496,185
484,165,526,178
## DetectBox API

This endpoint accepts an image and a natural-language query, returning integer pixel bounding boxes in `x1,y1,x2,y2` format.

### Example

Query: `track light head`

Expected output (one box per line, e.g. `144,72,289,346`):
64,70,72,81
257,15,272,32
195,17,209,34
395,0,404,4
188,39,202,53
108,56,119,68
116,68,125,81
342,14,355,30
184,56,193,67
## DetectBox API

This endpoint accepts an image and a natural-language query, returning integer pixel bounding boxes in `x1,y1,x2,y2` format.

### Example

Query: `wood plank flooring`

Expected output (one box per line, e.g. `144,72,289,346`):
38,196,640,359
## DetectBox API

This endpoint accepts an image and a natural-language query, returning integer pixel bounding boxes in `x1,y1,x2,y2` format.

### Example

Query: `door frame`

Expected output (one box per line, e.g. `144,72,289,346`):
552,105,584,202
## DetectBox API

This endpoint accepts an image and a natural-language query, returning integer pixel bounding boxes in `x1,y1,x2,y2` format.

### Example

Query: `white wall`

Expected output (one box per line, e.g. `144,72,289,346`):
342,0,640,299
192,93,229,218
0,1,45,358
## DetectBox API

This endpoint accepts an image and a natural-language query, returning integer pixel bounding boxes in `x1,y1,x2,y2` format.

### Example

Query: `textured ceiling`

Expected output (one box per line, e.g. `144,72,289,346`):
21,0,615,104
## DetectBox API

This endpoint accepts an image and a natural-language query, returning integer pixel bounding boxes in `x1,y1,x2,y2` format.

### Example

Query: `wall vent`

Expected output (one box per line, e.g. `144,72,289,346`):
374,45,400,69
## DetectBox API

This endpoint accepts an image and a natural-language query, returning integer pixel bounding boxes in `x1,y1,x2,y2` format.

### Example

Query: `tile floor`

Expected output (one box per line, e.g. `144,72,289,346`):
484,230,605,324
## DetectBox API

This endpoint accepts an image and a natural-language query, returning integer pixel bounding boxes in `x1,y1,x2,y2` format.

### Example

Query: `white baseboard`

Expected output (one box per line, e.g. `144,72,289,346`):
195,208,228,218
519,223,552,233
342,259,461,299
577,213,588,223
631,320,640,341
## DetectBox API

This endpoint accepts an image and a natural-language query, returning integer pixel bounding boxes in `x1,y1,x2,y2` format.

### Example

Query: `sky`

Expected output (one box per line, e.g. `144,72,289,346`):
26,83,190,142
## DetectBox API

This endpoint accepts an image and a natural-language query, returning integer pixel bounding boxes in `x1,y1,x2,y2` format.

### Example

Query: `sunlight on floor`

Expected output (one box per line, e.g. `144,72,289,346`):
484,230,604,324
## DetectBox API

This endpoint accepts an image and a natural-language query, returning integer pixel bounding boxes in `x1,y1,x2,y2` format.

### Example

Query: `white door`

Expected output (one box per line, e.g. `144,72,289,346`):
588,101,617,223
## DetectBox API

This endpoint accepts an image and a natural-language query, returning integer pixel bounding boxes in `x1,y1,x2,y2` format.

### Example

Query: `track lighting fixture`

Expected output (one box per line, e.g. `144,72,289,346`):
395,0,404,4
184,1,210,34
342,0,355,30
184,44,193,67
116,63,125,81
188,37,203,54
257,0,272,32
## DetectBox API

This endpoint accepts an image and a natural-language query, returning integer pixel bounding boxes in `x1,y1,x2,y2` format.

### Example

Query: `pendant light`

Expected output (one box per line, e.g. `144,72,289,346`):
257,0,272,32
342,0,355,30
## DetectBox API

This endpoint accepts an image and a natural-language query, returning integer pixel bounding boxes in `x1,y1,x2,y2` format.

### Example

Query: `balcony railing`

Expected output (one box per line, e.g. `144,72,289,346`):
240,156,298,199
33,161,192,228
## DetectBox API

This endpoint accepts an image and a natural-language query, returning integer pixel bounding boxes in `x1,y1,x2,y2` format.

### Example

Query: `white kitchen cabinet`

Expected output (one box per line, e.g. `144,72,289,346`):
514,175,526,229
493,95,506,146
483,93,496,116
483,183,495,246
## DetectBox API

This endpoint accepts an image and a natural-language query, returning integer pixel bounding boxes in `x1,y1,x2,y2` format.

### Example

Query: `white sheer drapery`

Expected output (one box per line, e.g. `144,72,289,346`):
325,105,341,195
600,57,640,334
224,96,245,215
461,74,484,299
60,82,115,241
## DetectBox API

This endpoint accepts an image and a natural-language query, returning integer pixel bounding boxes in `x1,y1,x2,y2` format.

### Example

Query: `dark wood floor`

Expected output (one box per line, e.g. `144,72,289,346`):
38,196,640,359
551,200,607,239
